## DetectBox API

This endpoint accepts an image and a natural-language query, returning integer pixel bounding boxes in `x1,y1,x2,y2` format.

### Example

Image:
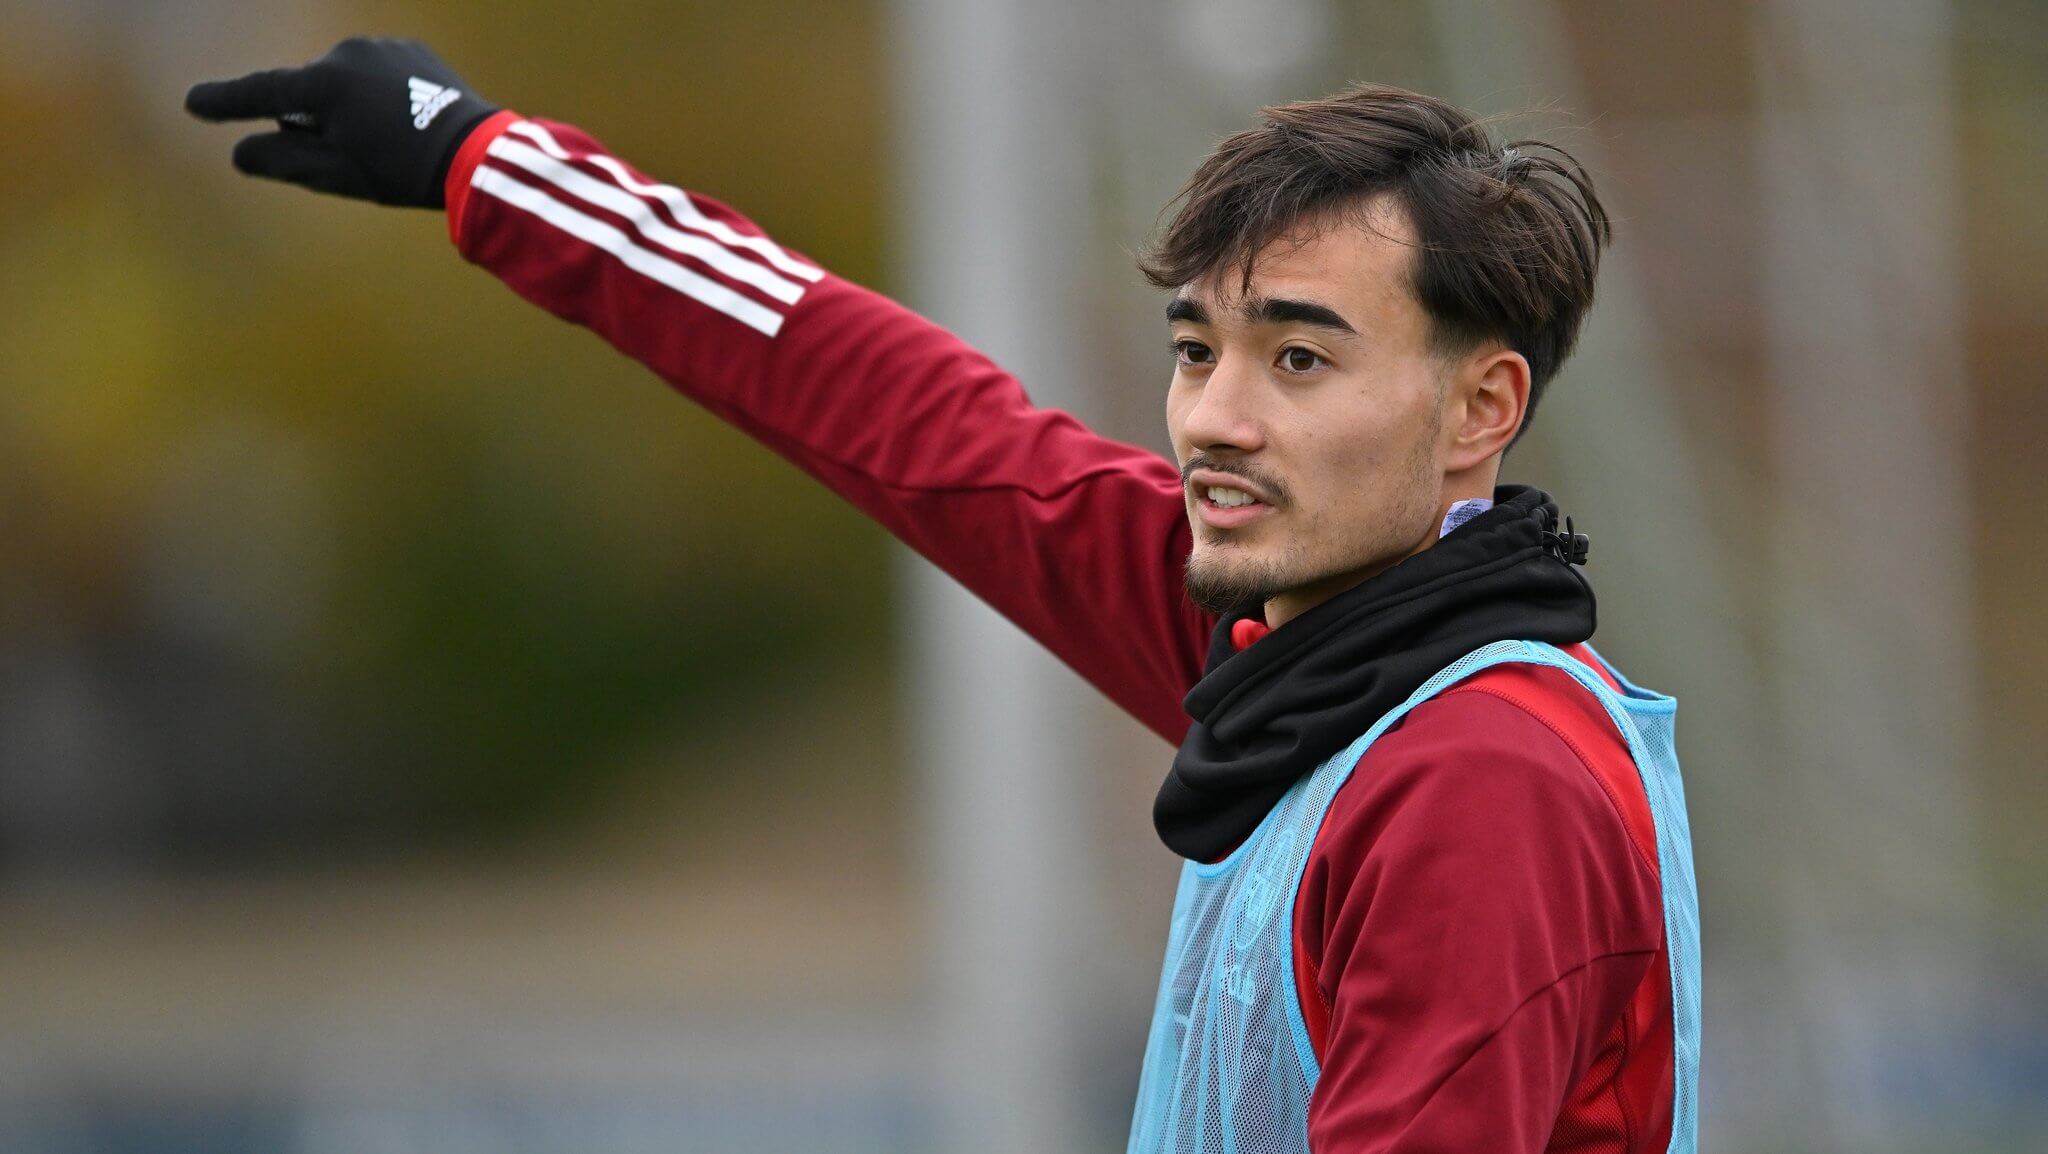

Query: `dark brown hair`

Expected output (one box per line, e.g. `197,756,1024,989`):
1140,83,1611,441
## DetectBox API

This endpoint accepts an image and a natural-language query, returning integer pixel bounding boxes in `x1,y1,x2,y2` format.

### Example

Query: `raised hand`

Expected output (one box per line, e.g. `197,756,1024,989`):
185,36,501,209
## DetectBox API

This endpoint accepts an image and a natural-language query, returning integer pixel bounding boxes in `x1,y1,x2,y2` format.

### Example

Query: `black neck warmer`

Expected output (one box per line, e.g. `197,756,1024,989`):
1155,484,1597,862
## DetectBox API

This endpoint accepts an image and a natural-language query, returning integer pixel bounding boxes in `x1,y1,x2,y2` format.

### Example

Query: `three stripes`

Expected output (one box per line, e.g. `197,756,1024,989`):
469,120,822,337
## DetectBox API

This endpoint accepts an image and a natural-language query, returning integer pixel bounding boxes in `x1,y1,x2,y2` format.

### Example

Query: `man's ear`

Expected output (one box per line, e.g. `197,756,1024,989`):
1443,348,1530,472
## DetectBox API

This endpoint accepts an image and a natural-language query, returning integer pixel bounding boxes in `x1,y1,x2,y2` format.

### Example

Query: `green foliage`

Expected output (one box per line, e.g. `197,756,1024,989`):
0,0,893,849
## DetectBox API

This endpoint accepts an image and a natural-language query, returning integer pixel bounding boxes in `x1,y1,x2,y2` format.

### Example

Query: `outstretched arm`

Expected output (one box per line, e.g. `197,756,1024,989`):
450,112,1211,742
187,37,1215,743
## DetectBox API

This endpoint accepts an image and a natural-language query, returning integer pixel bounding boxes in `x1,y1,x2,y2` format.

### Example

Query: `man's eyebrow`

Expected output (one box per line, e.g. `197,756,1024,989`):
1166,296,1210,325
1251,296,1359,336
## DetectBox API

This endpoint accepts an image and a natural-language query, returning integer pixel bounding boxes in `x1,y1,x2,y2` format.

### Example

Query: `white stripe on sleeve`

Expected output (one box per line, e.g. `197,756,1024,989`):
502,119,572,159
485,136,806,305
504,120,826,285
470,166,786,337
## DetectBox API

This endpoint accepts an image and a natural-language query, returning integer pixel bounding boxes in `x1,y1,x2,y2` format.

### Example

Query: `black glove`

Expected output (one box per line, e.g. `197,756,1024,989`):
185,36,500,209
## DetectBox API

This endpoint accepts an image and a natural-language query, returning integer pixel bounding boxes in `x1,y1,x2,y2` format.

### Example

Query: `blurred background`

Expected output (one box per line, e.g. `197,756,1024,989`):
0,0,2042,1151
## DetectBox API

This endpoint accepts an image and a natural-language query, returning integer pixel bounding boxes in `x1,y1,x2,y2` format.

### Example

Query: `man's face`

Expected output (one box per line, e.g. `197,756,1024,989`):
1166,196,1453,622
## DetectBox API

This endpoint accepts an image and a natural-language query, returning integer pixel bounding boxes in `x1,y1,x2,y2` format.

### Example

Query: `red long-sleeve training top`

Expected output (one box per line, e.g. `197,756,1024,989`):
444,110,1675,1153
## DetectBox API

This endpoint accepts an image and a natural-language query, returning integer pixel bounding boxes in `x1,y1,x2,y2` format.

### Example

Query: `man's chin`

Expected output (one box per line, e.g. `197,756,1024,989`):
1184,549,1287,616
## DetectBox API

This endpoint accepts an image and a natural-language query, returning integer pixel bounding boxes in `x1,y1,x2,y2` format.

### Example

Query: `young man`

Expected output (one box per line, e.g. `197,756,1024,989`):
186,36,1701,1154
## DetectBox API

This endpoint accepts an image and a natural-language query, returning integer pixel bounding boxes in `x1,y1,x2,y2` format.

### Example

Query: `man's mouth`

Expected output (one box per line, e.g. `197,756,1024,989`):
1194,482,1274,529
1203,485,1260,509
1187,467,1278,503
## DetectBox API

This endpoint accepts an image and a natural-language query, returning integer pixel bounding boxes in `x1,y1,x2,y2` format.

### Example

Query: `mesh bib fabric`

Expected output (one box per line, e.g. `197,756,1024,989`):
1127,640,1702,1154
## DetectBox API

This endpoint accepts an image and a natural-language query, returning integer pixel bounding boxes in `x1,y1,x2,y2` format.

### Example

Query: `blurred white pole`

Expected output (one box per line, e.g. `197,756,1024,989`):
888,1,1099,1151
1754,1,1985,1148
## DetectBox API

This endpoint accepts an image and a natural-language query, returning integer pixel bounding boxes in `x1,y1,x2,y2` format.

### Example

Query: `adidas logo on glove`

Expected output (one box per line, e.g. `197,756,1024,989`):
408,76,460,130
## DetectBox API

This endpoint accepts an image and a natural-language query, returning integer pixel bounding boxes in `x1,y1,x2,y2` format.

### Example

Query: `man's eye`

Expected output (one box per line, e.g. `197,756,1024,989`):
1281,347,1325,373
1172,339,1214,366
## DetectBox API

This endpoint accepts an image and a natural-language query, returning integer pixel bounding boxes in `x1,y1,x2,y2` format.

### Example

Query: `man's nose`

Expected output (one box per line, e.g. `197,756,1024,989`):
1179,357,1266,453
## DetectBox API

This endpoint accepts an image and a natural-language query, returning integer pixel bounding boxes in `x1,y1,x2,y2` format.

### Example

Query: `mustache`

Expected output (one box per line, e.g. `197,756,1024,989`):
1181,453,1289,506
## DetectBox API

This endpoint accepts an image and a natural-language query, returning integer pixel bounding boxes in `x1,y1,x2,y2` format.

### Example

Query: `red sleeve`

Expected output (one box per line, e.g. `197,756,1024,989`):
1295,688,1664,1153
443,114,1214,743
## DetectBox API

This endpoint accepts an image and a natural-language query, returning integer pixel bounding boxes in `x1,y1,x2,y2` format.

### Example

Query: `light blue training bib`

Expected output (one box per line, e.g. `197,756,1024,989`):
1127,640,1701,1154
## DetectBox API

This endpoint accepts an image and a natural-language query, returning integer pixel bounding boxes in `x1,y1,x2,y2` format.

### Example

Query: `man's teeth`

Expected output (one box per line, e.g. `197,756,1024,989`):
1207,486,1258,508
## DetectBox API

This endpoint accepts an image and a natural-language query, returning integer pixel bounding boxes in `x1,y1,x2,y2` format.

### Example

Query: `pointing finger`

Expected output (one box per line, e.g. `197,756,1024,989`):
184,66,315,122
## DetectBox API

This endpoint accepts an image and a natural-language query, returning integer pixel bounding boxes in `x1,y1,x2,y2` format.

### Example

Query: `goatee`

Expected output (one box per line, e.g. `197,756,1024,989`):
1184,548,1283,615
